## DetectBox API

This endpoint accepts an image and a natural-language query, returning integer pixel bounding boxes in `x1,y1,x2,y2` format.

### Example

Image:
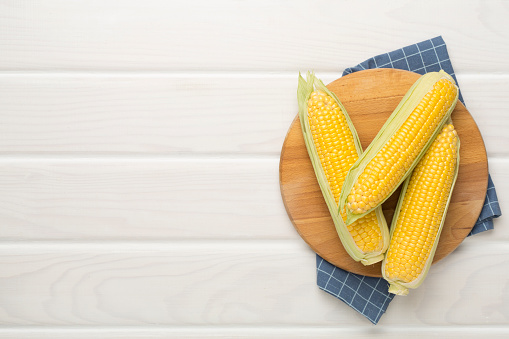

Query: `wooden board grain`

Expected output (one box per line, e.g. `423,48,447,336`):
279,68,489,277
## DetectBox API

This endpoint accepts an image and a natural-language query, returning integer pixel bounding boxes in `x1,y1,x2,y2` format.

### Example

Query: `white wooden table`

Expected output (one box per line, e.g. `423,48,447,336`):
0,1,507,337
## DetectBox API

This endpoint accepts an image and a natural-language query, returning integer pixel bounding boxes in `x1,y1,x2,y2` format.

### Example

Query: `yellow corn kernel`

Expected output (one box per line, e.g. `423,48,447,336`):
382,123,459,295
340,209,382,252
337,71,459,226
346,78,457,216
298,72,390,264
307,90,383,253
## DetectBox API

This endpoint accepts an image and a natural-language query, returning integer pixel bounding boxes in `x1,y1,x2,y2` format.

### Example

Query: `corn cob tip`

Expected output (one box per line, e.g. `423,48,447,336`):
388,283,409,296
360,253,385,266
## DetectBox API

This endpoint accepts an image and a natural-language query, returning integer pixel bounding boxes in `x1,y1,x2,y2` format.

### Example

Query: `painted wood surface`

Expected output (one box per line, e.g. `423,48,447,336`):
0,241,506,326
0,0,507,337
0,74,506,156
1,1,508,72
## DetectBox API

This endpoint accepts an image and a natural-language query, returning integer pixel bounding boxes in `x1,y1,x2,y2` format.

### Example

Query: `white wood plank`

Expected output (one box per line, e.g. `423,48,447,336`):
0,0,506,334
0,326,509,339
0,241,507,326
456,74,509,157
480,157,506,237
0,74,296,155
0,158,296,240
0,0,508,72
0,157,505,241
0,74,505,156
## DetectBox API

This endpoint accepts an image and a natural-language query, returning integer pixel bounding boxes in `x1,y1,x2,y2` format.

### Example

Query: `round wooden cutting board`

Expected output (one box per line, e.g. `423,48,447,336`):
279,68,489,277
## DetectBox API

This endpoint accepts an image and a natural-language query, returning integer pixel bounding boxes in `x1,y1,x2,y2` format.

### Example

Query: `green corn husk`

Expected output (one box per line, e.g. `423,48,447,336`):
297,71,389,265
381,120,460,295
338,70,459,225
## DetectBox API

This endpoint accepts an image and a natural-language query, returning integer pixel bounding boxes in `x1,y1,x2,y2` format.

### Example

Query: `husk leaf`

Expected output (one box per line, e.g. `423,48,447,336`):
338,70,459,225
297,72,389,265
381,119,460,295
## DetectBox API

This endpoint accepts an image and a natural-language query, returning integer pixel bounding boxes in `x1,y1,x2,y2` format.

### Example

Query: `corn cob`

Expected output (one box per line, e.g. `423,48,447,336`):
297,72,389,265
382,122,460,295
338,70,459,225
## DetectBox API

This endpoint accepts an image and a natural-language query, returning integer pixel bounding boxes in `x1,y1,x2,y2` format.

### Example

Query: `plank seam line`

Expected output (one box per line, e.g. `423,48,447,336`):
0,154,503,161
0,154,281,161
0,325,508,332
0,239,308,250
0,71,507,78
0,239,503,251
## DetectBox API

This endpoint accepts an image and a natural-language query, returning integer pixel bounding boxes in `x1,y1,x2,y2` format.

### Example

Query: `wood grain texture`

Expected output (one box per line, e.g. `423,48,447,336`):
0,75,294,154
0,159,295,240
0,0,507,334
0,158,506,242
457,74,509,157
0,74,506,155
280,69,488,276
0,241,507,326
0,1,508,72
1,326,509,339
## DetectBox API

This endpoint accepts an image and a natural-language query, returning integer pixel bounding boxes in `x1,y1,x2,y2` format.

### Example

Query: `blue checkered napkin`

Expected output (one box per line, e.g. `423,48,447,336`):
343,36,464,103
469,175,501,235
317,256,394,324
317,36,501,324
